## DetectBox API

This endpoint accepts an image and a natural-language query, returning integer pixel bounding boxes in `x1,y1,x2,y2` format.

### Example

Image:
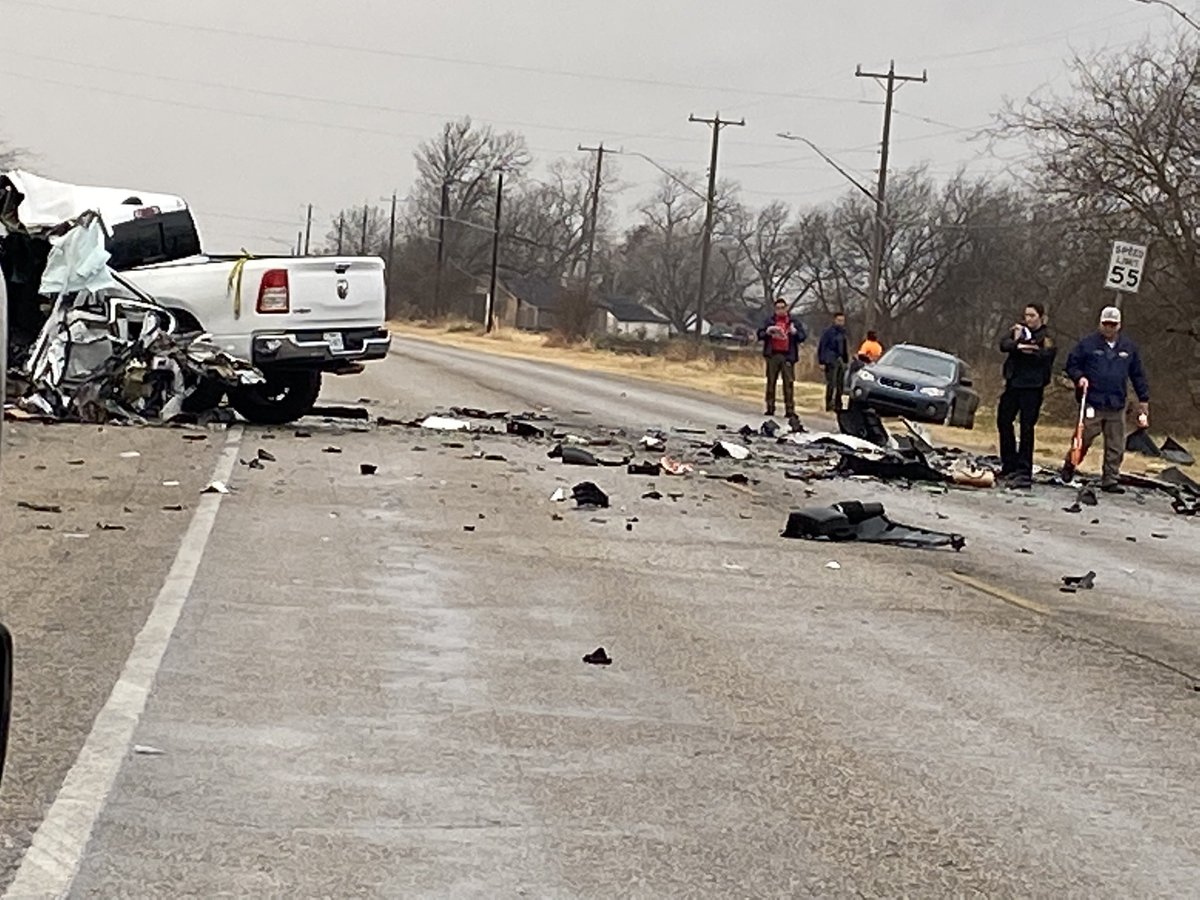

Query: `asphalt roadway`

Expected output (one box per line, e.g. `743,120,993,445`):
2,335,1199,898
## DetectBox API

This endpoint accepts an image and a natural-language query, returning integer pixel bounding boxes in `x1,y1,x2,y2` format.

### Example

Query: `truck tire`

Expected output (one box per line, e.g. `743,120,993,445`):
229,370,322,425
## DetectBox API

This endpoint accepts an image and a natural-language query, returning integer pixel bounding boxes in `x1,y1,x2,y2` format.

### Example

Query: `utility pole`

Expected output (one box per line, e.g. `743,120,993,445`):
336,213,345,255
386,191,397,315
486,169,507,333
295,231,302,257
303,203,313,256
578,142,607,308
689,112,745,340
855,60,927,331
434,180,450,314
360,203,369,255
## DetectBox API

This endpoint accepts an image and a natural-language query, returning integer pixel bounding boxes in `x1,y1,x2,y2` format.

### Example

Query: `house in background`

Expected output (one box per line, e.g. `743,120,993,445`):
596,295,671,340
508,276,562,332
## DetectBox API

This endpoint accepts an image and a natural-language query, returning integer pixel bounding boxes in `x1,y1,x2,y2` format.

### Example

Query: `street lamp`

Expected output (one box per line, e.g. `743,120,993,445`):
1132,0,1200,32
777,132,887,326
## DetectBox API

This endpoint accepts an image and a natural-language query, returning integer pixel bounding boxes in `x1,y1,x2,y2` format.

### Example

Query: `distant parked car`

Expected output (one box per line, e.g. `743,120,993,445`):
846,343,980,429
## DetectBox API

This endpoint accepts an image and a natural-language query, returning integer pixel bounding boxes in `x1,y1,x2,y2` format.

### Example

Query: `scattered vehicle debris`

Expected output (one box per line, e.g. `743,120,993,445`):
506,420,545,438
660,456,694,476
1060,571,1096,592
1160,437,1195,467
1077,485,1098,507
572,481,609,508
17,500,61,513
201,481,229,494
582,647,612,666
627,460,662,476
556,445,599,466
1127,431,1195,467
642,490,663,500
782,500,966,551
639,434,667,452
419,415,472,431
133,744,167,756
257,448,276,463
309,405,370,421
360,463,377,476
322,446,342,454
835,449,945,484
824,561,842,570
712,440,751,461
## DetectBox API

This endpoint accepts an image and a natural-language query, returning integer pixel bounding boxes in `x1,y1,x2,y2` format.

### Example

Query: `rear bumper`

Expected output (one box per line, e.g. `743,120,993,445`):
849,384,949,422
251,327,391,367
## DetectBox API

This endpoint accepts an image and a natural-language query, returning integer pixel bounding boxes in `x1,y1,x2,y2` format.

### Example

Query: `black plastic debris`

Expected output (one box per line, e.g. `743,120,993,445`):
360,464,378,476
837,404,889,447
463,524,476,532
96,522,126,531
560,446,599,466
241,457,264,470
1062,502,1082,514
294,430,312,438
322,446,343,454
310,405,370,421
738,424,754,437
17,501,61,513
1060,571,1096,592
582,647,612,666
712,440,751,461
257,448,276,463
451,406,508,420
835,449,945,484
1160,437,1195,467
781,500,965,551
760,420,780,438
506,420,545,439
627,460,662,476
572,481,609,508
642,490,663,500
1077,485,1098,507
1125,428,1161,458
483,453,507,462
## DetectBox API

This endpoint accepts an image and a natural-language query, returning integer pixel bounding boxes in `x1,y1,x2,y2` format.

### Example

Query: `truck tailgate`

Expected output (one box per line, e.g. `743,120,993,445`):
280,257,384,329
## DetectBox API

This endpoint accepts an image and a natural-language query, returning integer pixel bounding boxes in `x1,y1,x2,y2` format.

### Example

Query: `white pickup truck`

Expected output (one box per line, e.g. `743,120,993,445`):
1,170,391,424
127,255,391,423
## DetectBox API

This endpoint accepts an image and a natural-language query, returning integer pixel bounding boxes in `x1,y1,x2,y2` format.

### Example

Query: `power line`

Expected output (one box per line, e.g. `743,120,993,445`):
3,0,886,105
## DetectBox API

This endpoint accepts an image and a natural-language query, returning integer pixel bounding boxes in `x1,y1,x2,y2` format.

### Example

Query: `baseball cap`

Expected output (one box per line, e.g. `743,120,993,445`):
1100,306,1122,324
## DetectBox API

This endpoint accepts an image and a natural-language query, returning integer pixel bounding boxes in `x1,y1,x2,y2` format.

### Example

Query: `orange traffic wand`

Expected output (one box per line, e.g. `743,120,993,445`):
1068,389,1088,467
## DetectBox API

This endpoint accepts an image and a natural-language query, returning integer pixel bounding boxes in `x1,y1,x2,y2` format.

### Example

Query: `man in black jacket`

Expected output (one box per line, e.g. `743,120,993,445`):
996,302,1056,488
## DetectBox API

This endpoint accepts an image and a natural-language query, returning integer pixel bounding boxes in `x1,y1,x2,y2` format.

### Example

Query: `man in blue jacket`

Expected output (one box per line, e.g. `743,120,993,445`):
816,311,849,412
756,297,807,418
1062,305,1150,493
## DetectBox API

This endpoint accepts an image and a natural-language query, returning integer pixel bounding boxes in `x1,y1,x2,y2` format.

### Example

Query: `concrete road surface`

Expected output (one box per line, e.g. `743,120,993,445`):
3,336,1200,898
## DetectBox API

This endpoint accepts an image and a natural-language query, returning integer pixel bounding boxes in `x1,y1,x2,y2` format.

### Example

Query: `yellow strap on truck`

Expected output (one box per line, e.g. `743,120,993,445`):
226,250,254,319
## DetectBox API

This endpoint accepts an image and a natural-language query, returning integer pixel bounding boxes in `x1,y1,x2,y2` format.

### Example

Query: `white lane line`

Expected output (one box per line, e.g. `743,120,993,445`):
4,426,243,900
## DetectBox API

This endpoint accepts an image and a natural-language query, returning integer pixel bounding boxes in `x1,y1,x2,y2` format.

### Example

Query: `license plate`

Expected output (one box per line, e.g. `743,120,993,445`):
324,331,345,353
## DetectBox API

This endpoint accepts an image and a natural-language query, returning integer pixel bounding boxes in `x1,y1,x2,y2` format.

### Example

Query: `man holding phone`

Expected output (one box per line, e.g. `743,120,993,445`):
996,302,1056,489
756,297,806,419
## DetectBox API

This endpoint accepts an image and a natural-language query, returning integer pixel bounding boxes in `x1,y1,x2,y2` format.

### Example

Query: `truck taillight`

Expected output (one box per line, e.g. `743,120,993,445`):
257,269,289,313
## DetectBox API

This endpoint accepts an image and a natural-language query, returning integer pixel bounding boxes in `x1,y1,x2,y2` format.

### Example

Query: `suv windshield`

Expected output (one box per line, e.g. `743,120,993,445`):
879,346,957,380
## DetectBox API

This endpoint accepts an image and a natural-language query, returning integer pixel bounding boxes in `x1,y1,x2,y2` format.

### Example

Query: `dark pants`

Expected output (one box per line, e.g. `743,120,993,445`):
997,386,1044,479
765,353,795,415
824,362,845,412
1066,407,1126,487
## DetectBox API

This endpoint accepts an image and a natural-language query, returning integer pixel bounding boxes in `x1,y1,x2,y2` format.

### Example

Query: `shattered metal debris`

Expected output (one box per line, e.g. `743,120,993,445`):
782,500,965,551
294,430,312,438
550,487,568,502
1060,571,1096,593
257,449,276,463
639,434,667,452
18,501,61,513
35,524,52,531
582,647,612,666
96,522,126,531
201,481,230,495
572,481,610,508
360,464,378,476
506,420,545,439
322,446,343,454
627,460,662,476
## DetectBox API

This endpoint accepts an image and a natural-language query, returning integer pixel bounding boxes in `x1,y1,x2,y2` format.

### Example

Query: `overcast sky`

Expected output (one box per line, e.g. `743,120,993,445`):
1,0,1184,253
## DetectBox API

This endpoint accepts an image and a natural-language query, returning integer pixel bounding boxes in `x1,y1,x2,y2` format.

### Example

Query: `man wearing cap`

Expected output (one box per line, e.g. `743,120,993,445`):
1061,306,1150,493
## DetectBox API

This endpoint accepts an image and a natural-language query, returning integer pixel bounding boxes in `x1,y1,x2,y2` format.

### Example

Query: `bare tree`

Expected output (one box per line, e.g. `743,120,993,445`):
322,205,392,256
732,200,808,309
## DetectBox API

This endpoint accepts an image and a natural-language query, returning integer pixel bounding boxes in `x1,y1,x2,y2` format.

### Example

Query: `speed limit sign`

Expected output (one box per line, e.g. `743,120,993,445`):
1105,240,1147,294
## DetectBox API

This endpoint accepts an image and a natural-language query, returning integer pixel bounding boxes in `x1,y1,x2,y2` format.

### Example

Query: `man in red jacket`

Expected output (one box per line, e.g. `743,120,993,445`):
756,297,807,418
